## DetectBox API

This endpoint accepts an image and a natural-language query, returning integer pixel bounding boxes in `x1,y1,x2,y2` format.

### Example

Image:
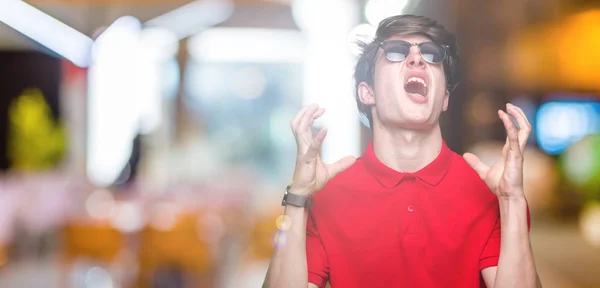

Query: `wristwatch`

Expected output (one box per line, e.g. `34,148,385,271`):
281,185,314,208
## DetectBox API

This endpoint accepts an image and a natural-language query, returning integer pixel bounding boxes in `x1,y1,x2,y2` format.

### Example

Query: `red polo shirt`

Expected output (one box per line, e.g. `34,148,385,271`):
306,141,529,287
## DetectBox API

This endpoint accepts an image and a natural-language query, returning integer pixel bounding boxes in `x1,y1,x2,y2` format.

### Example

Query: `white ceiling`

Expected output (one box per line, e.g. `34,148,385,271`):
0,0,455,51
0,1,299,50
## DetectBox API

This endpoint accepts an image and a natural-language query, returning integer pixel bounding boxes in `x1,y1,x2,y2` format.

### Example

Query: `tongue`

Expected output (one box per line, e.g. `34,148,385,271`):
404,82,427,97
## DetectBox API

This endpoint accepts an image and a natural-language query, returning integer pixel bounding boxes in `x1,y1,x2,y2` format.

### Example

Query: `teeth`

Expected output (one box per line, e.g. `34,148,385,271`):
407,77,427,87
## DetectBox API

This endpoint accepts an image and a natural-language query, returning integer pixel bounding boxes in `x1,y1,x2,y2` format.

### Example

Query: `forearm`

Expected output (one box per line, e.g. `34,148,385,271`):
264,205,310,288
494,196,540,288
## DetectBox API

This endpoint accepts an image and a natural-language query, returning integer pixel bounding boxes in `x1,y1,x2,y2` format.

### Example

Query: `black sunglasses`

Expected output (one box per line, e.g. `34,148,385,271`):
380,40,449,64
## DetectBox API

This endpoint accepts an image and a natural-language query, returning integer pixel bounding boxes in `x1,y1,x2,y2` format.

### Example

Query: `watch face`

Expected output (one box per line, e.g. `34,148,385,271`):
281,193,287,206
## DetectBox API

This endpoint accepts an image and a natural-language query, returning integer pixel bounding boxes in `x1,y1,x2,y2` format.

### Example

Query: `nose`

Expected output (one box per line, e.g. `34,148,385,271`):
405,45,425,69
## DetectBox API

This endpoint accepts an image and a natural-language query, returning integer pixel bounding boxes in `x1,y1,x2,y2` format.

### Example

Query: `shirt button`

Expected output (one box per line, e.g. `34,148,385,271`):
407,205,415,212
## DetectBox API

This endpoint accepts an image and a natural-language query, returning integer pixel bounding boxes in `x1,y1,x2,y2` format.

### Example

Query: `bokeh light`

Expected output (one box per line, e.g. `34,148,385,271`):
561,134,600,195
555,10,600,92
536,101,600,155
271,230,289,249
110,202,144,233
85,266,114,288
198,212,225,245
467,92,497,126
149,202,180,231
85,189,116,220
580,201,600,247
232,67,267,100
522,148,559,212
292,0,358,33
364,0,410,27
275,215,291,231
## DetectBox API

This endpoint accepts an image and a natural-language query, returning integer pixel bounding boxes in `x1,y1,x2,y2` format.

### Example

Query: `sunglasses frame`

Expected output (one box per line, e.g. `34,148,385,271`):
379,40,449,64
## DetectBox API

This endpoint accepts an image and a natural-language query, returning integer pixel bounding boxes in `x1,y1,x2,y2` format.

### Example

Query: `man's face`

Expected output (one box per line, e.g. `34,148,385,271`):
360,34,449,130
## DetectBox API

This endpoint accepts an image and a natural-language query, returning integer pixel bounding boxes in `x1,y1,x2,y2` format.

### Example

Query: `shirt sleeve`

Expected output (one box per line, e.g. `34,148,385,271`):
479,201,531,270
306,210,329,287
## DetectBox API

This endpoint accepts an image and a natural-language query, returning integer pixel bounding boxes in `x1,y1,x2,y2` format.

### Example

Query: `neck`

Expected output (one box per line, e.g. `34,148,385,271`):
372,122,443,173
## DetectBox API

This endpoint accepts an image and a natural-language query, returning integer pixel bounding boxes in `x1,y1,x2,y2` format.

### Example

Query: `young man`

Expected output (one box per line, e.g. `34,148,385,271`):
264,15,541,288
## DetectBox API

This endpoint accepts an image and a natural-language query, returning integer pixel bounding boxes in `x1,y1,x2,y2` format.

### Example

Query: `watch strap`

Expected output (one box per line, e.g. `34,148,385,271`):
281,185,313,208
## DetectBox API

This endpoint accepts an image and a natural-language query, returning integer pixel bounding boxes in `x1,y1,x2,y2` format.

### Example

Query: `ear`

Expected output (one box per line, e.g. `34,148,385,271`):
358,82,376,106
442,89,449,111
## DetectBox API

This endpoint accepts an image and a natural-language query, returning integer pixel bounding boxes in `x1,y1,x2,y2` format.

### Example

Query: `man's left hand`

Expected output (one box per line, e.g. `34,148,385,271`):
463,103,532,199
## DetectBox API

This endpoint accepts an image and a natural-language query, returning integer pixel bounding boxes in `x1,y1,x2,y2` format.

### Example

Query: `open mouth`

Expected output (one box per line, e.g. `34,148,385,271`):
404,77,428,97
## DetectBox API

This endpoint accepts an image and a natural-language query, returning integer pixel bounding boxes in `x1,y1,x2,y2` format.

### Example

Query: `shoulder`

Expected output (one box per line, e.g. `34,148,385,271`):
443,151,500,226
450,152,480,179
446,150,497,200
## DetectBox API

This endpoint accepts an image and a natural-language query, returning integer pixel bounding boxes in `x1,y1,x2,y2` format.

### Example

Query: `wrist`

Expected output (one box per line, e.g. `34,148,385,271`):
289,184,314,197
497,194,530,233
284,204,309,215
497,188,526,202
498,194,527,208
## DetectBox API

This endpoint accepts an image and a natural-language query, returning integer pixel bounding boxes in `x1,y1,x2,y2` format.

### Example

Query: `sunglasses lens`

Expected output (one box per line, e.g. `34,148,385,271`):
383,43,410,62
420,42,446,63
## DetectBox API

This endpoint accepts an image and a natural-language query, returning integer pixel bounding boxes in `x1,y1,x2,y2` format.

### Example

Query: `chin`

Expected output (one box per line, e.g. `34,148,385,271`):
405,118,432,127
399,112,437,128
380,115,431,130
401,106,432,122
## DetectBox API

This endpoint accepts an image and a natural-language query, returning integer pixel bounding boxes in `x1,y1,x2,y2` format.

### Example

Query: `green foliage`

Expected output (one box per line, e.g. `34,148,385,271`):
7,88,66,171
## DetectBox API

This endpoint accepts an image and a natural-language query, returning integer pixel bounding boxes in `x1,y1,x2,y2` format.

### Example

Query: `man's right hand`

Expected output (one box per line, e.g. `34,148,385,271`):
289,104,357,197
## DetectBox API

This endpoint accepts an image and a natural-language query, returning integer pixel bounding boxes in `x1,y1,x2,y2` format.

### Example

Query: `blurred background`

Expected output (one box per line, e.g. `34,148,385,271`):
0,0,599,287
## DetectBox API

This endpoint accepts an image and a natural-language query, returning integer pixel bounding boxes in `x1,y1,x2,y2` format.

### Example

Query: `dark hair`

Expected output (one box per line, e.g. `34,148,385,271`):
354,15,460,127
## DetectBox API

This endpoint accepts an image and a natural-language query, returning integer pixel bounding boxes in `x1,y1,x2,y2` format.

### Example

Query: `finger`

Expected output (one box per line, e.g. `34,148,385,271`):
309,108,326,127
294,105,321,149
291,104,315,132
501,136,509,159
499,110,521,156
506,103,531,152
297,104,321,135
305,126,327,160
507,103,531,128
327,156,357,178
463,152,489,179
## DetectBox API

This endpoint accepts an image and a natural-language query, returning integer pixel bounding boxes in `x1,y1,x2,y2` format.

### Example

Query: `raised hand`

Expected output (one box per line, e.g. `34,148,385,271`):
289,104,357,197
463,103,532,199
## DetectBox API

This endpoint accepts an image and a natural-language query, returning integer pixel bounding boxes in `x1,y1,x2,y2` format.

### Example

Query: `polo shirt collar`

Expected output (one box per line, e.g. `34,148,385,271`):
362,140,453,188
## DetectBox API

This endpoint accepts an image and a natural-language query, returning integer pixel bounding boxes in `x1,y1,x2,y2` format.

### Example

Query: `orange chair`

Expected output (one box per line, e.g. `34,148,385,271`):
248,206,284,261
0,243,6,268
60,220,125,287
226,206,281,287
62,221,124,263
137,212,214,288
248,209,333,288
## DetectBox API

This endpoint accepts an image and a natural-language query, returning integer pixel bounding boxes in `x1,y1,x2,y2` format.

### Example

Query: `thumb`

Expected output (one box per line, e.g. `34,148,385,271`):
327,156,357,179
463,152,489,179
